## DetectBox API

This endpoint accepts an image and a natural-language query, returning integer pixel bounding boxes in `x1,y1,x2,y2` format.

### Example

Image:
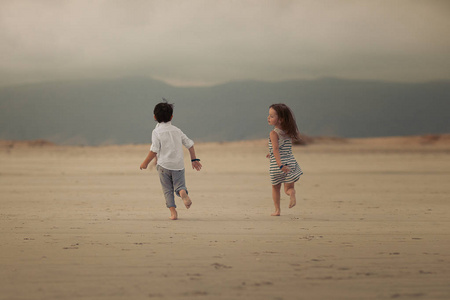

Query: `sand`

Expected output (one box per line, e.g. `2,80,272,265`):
1,136,449,300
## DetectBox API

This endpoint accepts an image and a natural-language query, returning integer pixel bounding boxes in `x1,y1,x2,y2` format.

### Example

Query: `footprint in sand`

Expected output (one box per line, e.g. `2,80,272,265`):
211,263,232,269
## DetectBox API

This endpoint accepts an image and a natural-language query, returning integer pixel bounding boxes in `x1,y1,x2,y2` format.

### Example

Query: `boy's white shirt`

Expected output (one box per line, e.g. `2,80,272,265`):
150,122,194,170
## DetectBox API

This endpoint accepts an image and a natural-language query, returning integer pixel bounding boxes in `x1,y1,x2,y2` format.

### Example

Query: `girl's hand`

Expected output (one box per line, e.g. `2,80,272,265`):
281,165,291,174
192,161,202,171
266,153,270,159
140,162,148,170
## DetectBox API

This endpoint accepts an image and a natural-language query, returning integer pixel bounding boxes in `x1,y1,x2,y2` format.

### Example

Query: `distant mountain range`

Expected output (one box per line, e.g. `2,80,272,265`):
0,77,449,145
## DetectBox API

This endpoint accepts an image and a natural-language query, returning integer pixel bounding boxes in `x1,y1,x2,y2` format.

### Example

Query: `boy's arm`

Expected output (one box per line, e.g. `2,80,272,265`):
140,151,157,170
188,146,202,171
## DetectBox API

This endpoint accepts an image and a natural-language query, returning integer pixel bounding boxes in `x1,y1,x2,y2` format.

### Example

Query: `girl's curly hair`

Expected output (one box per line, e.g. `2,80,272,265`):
270,103,300,140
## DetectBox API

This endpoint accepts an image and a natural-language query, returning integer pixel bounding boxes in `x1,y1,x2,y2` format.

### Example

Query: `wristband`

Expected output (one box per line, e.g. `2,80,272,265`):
191,158,200,162
279,165,284,169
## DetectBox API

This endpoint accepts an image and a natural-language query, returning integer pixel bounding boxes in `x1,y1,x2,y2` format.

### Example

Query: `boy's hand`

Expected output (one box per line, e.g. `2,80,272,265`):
140,151,157,170
192,161,202,171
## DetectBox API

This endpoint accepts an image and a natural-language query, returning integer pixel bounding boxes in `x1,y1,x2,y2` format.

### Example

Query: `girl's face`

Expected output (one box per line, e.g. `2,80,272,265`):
268,108,280,126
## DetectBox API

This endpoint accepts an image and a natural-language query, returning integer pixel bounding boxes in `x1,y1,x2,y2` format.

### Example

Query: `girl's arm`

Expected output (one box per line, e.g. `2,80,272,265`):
140,151,157,170
270,130,282,166
269,130,290,173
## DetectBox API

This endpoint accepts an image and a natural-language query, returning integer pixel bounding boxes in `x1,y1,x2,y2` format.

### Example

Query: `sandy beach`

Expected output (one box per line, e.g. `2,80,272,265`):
1,136,449,300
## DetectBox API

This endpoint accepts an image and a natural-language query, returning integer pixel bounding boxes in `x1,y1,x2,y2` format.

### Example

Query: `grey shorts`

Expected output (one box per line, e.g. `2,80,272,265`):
156,165,188,208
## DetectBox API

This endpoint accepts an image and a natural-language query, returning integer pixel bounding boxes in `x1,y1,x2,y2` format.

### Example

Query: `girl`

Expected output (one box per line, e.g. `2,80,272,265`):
267,103,303,216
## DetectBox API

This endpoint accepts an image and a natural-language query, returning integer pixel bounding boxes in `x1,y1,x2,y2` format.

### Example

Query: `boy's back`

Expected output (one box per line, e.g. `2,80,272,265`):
150,122,194,170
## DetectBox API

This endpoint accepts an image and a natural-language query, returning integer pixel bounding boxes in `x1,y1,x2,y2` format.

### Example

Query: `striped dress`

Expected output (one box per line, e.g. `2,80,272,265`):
268,128,303,185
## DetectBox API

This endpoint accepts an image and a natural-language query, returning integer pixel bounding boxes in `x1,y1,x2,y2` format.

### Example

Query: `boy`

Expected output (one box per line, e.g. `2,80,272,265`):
140,101,202,220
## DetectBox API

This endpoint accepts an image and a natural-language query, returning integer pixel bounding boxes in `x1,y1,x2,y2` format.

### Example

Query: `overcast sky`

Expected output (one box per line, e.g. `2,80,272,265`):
1,0,449,87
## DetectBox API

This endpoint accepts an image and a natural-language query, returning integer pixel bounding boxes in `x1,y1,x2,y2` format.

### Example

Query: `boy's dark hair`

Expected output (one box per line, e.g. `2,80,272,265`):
154,99,174,123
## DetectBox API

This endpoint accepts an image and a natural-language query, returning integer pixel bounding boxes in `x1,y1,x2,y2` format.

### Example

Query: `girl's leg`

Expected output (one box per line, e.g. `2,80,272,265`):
271,184,282,216
284,182,296,208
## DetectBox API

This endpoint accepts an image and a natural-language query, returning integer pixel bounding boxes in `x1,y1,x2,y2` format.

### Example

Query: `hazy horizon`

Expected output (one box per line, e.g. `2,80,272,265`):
1,77,449,145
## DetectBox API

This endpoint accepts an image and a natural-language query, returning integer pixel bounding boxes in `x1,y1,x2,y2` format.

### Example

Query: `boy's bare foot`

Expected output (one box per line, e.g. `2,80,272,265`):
271,210,281,216
169,207,178,220
289,190,296,208
182,195,192,209
180,190,192,209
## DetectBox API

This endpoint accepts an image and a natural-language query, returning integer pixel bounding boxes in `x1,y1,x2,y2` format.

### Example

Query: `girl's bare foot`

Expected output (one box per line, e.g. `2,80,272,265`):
271,210,280,216
289,189,296,208
169,207,178,220
180,190,192,209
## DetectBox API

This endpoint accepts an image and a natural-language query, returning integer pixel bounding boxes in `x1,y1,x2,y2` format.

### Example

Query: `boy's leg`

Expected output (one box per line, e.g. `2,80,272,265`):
157,166,176,209
179,190,191,209
284,182,296,208
271,184,282,216
173,169,192,209
169,207,178,220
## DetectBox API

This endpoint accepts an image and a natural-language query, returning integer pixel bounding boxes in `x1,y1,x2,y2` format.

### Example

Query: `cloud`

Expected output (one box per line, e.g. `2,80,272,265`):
1,0,449,87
